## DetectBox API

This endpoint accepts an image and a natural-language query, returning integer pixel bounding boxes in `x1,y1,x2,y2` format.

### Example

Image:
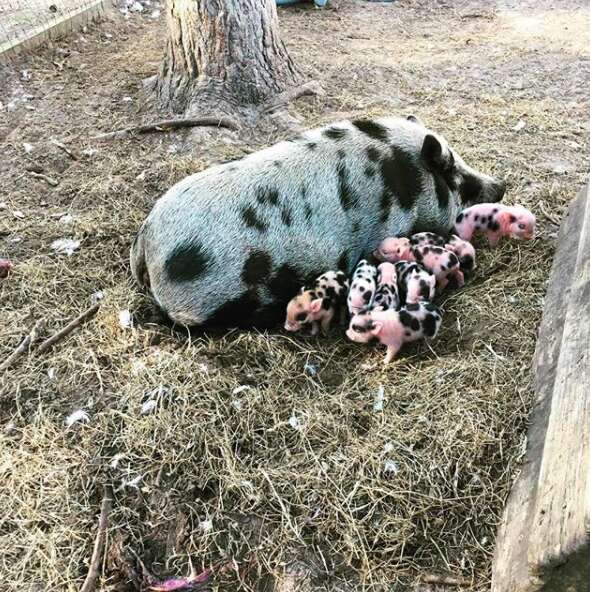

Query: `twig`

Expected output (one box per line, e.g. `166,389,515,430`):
539,200,561,226
80,485,113,592
51,138,79,160
37,302,101,354
422,574,471,587
91,117,239,141
0,319,44,372
263,80,325,113
28,170,59,187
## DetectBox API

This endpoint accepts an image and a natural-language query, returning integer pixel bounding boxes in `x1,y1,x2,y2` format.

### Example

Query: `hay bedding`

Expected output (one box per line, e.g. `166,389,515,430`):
0,0,588,590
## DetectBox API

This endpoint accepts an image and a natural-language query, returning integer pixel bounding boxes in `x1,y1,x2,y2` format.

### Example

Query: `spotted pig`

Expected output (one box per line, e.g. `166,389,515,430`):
374,262,400,310
454,204,535,247
348,259,378,315
395,261,436,304
284,270,349,335
409,231,446,248
445,235,476,272
346,301,442,364
130,116,505,327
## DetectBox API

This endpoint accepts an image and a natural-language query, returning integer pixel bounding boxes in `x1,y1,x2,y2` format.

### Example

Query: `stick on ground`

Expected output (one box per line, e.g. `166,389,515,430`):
263,80,325,113
0,319,44,372
91,117,240,141
28,170,59,186
422,574,471,587
37,302,100,354
80,485,113,592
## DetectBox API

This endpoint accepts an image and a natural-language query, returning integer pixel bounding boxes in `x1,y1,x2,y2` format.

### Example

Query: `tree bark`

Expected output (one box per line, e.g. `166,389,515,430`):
155,0,301,117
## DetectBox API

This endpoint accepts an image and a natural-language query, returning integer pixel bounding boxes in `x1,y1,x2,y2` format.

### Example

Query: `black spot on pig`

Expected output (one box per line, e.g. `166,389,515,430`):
421,314,438,337
338,162,359,211
256,187,279,206
456,212,464,224
459,175,483,204
433,173,450,208
306,142,317,151
365,166,376,178
337,148,346,160
268,264,304,302
207,291,260,328
449,253,459,267
399,310,413,327
353,119,389,142
165,241,210,283
363,290,372,303
242,207,267,232
460,255,474,271
410,317,420,331
273,161,282,168
366,146,380,162
405,303,420,312
242,250,272,285
380,147,423,211
281,207,293,226
489,219,500,232
337,251,349,272
321,298,332,310
323,127,348,140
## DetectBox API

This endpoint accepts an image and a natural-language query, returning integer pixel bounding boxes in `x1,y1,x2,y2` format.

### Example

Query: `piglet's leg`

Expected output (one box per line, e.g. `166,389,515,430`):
339,305,348,326
436,276,449,292
452,268,465,287
487,232,502,247
383,343,400,365
320,310,334,335
311,321,320,336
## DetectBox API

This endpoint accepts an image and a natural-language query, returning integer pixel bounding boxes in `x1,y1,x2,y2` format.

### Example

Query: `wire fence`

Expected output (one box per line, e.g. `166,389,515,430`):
0,0,107,55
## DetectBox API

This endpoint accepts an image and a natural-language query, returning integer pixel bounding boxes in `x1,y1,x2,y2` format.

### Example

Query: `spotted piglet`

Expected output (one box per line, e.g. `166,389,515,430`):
374,262,400,311
454,204,536,247
348,259,378,315
410,232,446,248
374,238,463,291
346,302,443,364
395,261,436,304
445,235,476,273
285,270,349,335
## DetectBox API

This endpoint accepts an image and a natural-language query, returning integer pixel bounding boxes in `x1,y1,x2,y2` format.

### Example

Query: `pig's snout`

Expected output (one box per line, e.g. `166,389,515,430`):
284,321,299,332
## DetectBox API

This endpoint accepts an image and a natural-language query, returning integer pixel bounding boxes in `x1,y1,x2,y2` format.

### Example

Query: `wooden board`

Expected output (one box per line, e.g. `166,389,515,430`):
492,182,590,592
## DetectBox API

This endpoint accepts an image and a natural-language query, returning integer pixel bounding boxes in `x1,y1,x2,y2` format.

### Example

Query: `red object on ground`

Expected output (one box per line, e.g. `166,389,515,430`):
0,258,12,279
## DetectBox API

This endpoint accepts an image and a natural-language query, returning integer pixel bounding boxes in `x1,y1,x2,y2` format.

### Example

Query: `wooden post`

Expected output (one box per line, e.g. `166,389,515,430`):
492,182,590,591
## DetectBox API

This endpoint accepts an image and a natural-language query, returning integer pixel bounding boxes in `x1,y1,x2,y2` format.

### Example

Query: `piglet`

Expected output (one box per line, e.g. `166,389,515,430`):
454,203,536,247
347,259,378,315
373,262,400,310
346,301,443,364
0,258,12,279
410,231,446,248
284,270,349,335
445,235,476,272
374,239,463,291
395,261,436,304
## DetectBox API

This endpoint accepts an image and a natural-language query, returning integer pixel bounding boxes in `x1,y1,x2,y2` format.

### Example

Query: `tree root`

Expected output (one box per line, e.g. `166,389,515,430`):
91,116,240,141
0,320,44,372
262,80,325,114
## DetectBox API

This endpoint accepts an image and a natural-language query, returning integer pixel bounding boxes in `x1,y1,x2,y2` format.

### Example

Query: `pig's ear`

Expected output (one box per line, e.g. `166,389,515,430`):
497,211,513,234
310,298,323,313
421,134,450,171
370,321,384,336
407,114,424,126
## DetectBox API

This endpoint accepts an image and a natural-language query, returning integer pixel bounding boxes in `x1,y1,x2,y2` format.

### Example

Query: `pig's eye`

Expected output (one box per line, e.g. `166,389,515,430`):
296,312,307,322
518,223,526,229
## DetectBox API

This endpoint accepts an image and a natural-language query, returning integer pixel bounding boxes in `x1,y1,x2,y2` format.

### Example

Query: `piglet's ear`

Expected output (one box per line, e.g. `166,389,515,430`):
407,114,424,126
370,321,384,337
497,211,512,234
310,298,323,314
421,134,448,171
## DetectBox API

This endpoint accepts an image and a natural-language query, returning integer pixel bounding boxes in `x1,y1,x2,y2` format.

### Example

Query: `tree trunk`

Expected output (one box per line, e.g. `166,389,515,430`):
155,0,301,117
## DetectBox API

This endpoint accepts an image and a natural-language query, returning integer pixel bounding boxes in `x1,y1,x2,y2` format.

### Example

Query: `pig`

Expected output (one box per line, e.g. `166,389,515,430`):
130,116,505,327
284,270,349,335
348,259,378,315
395,261,436,304
445,234,476,272
373,262,400,310
0,258,12,279
409,231,446,248
346,301,442,364
374,240,464,290
454,204,535,247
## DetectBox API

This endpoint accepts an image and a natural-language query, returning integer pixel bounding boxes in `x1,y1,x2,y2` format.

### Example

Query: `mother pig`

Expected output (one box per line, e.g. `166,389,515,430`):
130,116,505,327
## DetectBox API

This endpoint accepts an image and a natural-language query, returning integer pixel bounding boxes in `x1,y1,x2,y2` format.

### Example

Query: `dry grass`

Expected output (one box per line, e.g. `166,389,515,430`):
0,0,589,590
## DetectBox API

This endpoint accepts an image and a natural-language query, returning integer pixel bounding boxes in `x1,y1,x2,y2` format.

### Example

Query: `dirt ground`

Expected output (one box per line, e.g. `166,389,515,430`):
0,0,588,590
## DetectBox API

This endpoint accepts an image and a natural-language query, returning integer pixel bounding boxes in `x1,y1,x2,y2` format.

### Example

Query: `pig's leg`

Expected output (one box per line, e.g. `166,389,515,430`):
437,275,449,291
457,226,474,242
311,321,320,336
384,343,401,365
487,231,502,247
320,310,334,335
452,268,465,287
